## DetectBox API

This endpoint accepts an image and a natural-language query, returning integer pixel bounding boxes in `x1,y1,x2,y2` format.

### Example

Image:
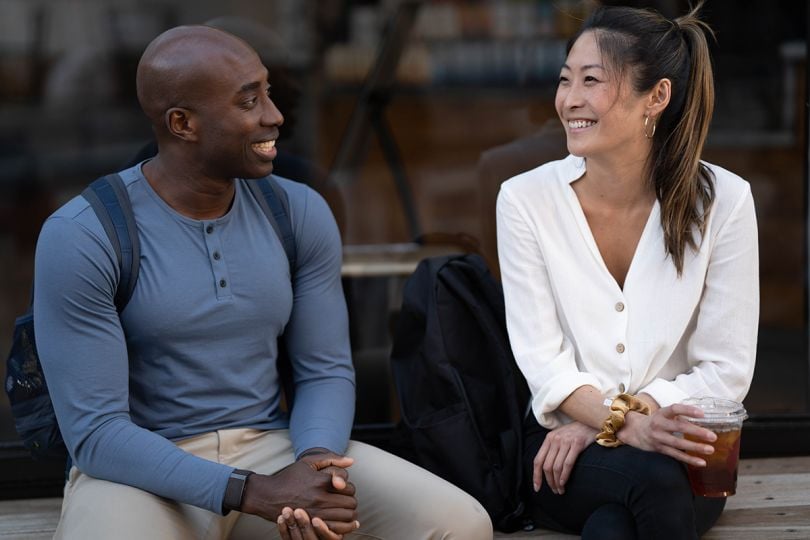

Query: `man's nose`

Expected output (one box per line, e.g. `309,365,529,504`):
262,96,284,127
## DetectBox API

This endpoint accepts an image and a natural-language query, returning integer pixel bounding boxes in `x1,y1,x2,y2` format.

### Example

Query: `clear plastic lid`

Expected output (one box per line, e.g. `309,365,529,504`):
681,397,748,425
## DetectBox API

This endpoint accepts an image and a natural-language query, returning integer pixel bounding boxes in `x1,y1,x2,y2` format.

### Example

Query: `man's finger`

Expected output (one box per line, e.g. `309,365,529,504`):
292,509,319,540
311,516,346,540
311,493,357,511
320,466,349,480
308,507,357,523
279,507,304,540
309,456,354,471
329,477,355,496
319,519,360,536
316,466,355,494
277,514,291,540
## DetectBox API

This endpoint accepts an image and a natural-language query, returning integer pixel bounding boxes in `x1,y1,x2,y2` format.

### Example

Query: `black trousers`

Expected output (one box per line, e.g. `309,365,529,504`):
523,414,726,540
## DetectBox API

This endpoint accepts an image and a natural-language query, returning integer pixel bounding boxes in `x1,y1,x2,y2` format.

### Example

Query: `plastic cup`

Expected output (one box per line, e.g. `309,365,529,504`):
681,397,748,497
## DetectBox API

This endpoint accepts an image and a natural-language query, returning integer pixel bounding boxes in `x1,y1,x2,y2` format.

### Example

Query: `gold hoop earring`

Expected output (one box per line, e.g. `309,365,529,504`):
643,115,657,139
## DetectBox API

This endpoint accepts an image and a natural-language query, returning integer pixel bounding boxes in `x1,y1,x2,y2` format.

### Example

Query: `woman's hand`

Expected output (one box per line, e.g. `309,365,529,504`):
618,403,717,466
533,421,598,495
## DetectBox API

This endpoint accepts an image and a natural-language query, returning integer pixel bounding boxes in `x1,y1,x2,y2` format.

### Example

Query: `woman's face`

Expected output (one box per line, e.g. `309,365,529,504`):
555,31,650,162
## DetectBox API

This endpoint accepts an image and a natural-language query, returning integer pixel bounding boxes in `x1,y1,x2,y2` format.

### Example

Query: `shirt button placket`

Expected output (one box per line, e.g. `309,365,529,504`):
614,299,628,391
204,221,231,298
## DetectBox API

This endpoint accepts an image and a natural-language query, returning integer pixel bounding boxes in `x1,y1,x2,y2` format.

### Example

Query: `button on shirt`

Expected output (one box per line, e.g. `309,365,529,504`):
497,155,759,428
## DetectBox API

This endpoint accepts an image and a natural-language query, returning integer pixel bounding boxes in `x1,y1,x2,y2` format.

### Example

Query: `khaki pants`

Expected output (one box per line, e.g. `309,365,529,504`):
55,429,493,540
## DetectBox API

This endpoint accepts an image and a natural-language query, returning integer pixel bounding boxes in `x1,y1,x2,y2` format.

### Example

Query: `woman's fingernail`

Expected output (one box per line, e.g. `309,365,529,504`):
355,520,361,529
533,482,539,492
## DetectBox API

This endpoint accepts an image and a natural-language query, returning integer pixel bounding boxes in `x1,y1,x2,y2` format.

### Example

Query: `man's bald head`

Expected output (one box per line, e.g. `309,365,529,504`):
136,25,260,128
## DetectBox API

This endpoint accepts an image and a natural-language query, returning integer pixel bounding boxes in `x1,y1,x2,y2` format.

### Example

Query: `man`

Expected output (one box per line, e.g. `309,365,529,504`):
34,25,491,539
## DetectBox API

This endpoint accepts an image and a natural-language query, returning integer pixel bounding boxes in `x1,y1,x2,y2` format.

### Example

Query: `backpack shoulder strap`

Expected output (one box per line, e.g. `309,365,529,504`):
246,176,297,271
81,173,140,312
246,176,298,408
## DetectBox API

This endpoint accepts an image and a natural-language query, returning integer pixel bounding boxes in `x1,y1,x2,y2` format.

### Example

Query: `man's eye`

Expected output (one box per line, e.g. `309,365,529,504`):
266,85,273,97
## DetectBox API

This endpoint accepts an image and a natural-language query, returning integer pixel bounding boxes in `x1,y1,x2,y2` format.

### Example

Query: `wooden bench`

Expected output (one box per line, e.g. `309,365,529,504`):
1,456,809,539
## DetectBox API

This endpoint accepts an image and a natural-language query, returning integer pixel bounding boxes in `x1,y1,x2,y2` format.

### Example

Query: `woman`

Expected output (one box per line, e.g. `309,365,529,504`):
496,3,758,539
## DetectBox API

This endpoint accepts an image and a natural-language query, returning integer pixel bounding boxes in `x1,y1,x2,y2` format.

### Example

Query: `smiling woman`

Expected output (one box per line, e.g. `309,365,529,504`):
497,2,758,539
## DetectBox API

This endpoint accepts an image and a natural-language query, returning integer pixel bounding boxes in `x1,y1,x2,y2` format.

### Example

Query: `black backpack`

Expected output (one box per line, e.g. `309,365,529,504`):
389,253,531,532
5,173,296,463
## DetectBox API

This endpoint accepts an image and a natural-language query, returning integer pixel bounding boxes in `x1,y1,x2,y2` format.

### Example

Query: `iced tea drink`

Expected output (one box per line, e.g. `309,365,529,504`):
681,398,747,498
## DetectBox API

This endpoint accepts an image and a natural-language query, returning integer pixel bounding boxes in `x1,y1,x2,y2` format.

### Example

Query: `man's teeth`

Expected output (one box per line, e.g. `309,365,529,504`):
252,140,276,151
569,120,596,129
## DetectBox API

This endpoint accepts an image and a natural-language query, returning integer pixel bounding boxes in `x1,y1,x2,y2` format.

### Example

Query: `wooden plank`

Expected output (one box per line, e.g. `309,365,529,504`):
494,531,576,539
0,498,60,537
714,505,810,527
726,472,810,510
738,456,810,475
703,527,810,540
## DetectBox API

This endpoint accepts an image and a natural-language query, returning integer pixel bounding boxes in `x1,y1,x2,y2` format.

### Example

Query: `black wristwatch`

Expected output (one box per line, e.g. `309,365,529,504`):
222,468,253,513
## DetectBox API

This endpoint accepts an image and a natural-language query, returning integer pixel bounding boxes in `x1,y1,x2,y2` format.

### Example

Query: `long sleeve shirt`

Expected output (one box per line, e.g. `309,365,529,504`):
497,155,759,429
33,164,355,513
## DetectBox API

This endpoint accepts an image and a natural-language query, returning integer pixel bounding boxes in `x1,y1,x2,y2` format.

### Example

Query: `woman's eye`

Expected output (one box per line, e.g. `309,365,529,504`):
558,76,569,84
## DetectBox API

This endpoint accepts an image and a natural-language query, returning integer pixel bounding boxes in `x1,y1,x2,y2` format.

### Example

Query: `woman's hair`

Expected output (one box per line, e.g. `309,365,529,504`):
569,2,716,274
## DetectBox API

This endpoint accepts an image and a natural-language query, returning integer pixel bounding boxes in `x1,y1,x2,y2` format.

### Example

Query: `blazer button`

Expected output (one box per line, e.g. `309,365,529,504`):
616,343,625,354
615,302,625,312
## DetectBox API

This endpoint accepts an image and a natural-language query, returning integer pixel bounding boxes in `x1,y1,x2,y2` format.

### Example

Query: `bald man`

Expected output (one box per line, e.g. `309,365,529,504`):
33,26,491,539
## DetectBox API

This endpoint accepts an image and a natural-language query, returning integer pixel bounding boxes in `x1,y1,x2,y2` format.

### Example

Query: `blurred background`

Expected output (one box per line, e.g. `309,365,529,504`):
0,0,807,496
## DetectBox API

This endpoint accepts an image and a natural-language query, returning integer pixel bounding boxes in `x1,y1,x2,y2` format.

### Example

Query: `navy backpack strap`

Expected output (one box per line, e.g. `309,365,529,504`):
246,176,298,409
247,176,297,271
82,174,140,312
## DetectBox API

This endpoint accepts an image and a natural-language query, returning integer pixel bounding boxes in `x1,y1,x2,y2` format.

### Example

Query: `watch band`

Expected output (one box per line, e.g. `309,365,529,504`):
222,468,253,513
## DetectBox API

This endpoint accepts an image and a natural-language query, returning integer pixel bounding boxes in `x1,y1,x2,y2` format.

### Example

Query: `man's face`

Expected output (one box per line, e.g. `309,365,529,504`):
193,49,284,180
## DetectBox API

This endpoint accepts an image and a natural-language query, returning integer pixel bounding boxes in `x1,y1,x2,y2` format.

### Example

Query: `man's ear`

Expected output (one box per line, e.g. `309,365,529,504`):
165,107,198,142
646,78,671,117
